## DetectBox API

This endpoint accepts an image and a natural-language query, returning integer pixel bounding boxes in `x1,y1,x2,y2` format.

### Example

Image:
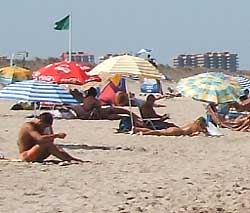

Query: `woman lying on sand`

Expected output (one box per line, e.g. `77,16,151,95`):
164,87,182,98
134,117,208,136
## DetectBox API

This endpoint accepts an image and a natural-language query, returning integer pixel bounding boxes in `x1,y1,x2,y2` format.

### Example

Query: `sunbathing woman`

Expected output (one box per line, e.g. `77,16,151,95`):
207,103,250,131
134,117,208,136
164,87,182,98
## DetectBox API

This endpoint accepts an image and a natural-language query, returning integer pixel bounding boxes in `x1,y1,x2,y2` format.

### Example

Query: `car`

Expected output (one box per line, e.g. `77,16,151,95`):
140,78,161,94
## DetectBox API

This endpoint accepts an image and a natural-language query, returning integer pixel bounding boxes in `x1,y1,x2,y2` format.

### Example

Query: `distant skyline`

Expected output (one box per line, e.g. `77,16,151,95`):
1,0,250,69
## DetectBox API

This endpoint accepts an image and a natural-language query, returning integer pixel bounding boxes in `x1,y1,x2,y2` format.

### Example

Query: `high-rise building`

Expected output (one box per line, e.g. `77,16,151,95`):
173,52,239,71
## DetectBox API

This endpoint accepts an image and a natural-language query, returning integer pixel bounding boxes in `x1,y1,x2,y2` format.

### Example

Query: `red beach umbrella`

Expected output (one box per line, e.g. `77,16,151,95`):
33,61,101,85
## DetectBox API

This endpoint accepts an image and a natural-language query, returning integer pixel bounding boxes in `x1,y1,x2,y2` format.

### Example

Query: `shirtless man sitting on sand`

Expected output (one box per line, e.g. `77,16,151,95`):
18,112,83,162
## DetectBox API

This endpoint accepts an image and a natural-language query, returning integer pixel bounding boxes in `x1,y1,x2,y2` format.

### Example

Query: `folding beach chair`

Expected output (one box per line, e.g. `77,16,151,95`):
138,106,166,130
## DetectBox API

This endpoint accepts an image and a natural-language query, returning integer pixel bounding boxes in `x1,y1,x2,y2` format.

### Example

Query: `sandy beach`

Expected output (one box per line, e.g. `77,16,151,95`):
1,81,250,212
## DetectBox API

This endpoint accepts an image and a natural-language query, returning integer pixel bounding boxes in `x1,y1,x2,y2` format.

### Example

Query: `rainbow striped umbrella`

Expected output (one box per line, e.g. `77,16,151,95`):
176,72,241,104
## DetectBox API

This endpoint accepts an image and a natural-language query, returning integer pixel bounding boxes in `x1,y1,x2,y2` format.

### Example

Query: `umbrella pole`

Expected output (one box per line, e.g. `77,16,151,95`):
34,102,37,117
125,80,134,134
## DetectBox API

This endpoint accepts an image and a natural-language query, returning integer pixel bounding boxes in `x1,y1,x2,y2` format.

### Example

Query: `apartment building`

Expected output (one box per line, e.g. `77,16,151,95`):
173,52,239,71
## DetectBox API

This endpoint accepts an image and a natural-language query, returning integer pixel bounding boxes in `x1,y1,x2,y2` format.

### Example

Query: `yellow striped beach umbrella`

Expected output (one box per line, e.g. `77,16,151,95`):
89,55,160,79
89,55,160,131
176,72,241,104
0,66,32,85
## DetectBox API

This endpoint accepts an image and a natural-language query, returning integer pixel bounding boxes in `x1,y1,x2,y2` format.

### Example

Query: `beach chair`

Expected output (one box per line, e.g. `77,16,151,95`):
138,106,165,130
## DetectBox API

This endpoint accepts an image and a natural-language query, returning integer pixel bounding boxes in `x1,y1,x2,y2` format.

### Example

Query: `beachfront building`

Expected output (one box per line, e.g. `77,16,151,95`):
173,52,239,71
98,53,116,63
0,55,8,64
98,53,132,63
61,52,95,64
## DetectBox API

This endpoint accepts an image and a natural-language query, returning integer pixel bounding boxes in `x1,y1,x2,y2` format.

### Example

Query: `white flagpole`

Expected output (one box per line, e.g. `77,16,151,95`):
68,12,72,62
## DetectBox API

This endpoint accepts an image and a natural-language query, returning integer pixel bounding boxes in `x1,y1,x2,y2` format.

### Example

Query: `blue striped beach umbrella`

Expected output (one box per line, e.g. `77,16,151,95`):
0,80,79,104
236,76,250,92
176,72,241,104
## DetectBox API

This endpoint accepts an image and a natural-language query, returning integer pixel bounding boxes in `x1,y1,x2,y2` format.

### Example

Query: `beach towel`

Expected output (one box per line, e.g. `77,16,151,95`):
206,121,224,137
50,109,77,119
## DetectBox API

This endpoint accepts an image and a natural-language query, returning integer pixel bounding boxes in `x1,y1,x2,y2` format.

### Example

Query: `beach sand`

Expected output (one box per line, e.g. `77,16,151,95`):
1,81,250,212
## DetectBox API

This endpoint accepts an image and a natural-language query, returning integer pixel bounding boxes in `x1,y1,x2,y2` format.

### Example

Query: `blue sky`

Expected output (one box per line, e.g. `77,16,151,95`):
1,0,250,69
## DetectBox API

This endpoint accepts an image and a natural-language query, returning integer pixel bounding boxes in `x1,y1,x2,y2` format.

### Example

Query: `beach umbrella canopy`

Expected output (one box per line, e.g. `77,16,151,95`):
89,55,161,79
235,76,250,92
0,80,79,104
0,66,32,85
33,61,101,85
176,72,241,104
89,55,161,130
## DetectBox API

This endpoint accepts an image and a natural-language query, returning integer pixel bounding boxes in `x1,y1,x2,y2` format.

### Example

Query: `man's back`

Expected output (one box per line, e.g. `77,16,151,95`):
17,122,41,153
140,102,157,118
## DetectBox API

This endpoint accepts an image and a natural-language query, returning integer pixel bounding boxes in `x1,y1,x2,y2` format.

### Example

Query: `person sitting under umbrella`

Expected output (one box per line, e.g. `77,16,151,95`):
239,89,250,102
83,87,141,121
139,94,171,129
18,112,83,162
134,117,208,136
229,90,250,112
206,103,250,131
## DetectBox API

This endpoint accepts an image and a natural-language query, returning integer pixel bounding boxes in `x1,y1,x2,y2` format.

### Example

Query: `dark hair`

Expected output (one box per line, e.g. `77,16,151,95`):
146,94,156,102
196,116,207,127
86,87,97,97
244,89,249,95
38,112,53,125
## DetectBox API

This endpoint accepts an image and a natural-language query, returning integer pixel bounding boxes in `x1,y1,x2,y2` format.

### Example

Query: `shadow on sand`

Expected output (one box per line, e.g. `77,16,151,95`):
57,143,135,151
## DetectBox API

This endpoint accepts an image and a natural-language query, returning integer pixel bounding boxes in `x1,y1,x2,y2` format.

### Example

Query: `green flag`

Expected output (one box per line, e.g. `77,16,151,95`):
54,15,70,30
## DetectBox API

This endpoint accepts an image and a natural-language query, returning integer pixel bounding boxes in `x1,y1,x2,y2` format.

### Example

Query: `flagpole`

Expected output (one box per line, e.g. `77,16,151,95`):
69,12,72,62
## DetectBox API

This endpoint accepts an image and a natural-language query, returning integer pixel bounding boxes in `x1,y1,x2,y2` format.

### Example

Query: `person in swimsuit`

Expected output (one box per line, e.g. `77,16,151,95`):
140,95,170,120
134,117,208,136
206,103,250,131
140,94,173,129
17,112,83,162
83,87,142,121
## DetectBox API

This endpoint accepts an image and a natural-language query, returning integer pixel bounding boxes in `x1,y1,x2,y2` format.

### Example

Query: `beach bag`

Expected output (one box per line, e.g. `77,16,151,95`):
118,116,132,132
